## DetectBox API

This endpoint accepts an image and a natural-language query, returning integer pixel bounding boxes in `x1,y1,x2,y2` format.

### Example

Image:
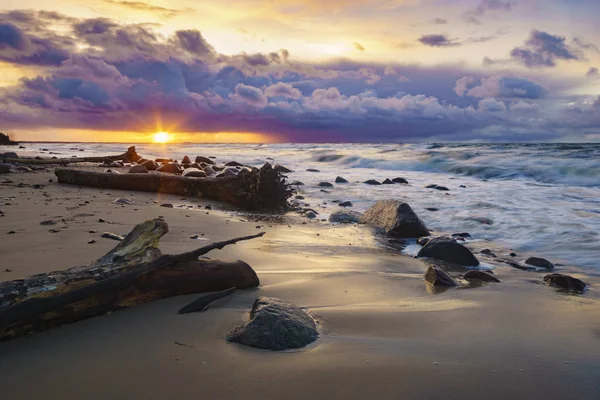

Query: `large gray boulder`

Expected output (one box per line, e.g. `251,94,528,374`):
418,236,480,266
329,210,362,224
227,297,318,350
359,200,429,238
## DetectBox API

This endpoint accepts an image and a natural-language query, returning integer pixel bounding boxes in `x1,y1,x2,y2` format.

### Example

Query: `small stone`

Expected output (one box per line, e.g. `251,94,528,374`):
525,257,554,270
128,164,148,174
364,179,381,185
205,205,212,210
182,156,191,164
338,201,353,207
161,203,174,208
329,210,362,224
392,177,408,184
510,252,517,257
416,237,430,246
382,178,394,184
418,236,480,266
306,168,320,172
463,270,501,283
425,207,439,212
49,229,60,233
113,198,134,205
225,161,243,167
452,232,471,238
335,176,349,183
98,218,106,223
87,240,97,244
305,211,317,219
544,273,586,292
424,265,459,287
459,185,467,188
40,220,57,225
318,182,333,187
295,195,305,200
89,230,97,233
7,230,16,234
289,181,304,186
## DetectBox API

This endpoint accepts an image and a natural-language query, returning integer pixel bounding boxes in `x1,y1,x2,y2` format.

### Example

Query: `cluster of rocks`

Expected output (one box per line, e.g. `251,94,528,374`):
1,153,40,174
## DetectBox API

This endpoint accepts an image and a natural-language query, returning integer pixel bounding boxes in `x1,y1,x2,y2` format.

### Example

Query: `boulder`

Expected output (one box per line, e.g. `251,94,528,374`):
335,176,349,183
359,200,429,238
392,177,408,184
216,167,237,178
182,168,207,178
274,164,292,173
226,297,318,350
141,160,159,171
225,161,243,167
305,211,317,219
525,257,554,270
1,152,18,158
195,156,215,165
424,265,459,287
418,236,480,266
543,273,586,293
329,210,362,224
128,164,148,174
338,201,353,207
157,163,183,174
318,182,333,187
364,179,381,185
182,156,191,164
463,270,501,283
203,165,216,176
416,237,430,246
382,178,394,184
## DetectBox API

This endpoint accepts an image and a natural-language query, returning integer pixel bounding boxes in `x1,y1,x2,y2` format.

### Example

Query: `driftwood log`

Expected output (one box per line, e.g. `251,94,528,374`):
0,146,141,165
56,162,292,210
0,218,263,342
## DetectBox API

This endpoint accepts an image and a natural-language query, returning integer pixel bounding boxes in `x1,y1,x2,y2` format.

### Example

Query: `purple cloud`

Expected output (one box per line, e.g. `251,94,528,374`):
510,30,581,68
418,34,459,47
586,67,599,79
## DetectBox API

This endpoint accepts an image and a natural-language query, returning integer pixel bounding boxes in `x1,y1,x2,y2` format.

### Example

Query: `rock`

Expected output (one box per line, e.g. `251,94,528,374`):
318,182,333,187
48,229,60,233
107,161,124,168
543,273,587,293
182,168,207,178
416,237,430,246
155,158,171,163
452,232,471,238
467,217,494,225
295,195,305,200
157,163,183,174
212,165,225,172
480,249,496,257
364,179,381,185
329,210,362,224
459,185,467,188
359,200,429,238
216,167,237,178
195,156,215,165
305,211,317,219
510,252,517,257
424,265,459,287
425,207,439,212
289,181,304,186
525,257,554,270
128,164,148,174
160,203,174,208
182,156,191,164
40,220,57,225
435,186,449,191
203,165,216,176
418,237,480,266
87,240,96,244
306,168,320,172
0,165,10,174
225,161,243,167
6,230,16,234
338,201,353,207
1,152,18,158
463,270,501,283
425,184,437,189
226,297,318,350
137,158,149,164
382,178,394,184
392,177,408,184
274,164,292,173
113,198,134,205
101,232,124,241
335,176,348,183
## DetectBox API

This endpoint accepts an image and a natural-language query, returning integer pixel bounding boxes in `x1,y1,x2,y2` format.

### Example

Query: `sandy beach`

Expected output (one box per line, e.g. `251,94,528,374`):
0,161,599,400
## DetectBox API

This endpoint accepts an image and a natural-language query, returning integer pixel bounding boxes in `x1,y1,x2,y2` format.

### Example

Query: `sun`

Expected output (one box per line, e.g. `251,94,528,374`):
153,131,171,143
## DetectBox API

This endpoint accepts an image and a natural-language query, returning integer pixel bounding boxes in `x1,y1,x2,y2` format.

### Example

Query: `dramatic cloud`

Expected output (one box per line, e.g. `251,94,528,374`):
174,30,214,56
264,82,302,99
418,34,459,47
456,76,546,99
510,30,582,68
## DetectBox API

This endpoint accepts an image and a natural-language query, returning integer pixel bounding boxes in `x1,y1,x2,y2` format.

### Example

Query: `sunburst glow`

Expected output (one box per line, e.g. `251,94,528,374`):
153,132,171,143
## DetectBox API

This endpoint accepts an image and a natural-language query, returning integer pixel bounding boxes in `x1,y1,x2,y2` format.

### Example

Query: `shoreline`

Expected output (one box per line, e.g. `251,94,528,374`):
1,152,599,399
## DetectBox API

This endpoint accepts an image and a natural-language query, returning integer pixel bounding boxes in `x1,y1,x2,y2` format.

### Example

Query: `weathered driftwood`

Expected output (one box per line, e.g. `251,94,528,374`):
0,219,263,342
56,162,292,210
178,287,236,314
0,146,141,165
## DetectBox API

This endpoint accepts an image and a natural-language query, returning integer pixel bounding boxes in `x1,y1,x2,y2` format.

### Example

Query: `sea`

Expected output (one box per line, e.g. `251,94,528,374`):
19,142,600,272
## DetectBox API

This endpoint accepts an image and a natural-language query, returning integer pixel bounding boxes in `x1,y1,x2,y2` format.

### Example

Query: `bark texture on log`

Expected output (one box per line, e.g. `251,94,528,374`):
56,162,292,210
0,146,141,165
0,219,263,342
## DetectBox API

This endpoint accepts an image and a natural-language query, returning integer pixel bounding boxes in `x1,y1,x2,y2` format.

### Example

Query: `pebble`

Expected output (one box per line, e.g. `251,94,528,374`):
48,229,60,233
88,240,97,244
161,203,174,208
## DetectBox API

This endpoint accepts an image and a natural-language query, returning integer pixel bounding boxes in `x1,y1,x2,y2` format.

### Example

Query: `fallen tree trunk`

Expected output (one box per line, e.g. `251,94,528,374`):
56,162,292,210
0,146,141,165
0,218,263,342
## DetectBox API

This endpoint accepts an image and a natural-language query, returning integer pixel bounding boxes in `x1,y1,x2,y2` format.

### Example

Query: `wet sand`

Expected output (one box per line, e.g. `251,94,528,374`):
1,168,599,400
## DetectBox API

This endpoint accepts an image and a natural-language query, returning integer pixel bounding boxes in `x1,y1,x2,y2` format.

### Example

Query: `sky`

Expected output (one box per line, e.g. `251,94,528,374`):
0,0,599,143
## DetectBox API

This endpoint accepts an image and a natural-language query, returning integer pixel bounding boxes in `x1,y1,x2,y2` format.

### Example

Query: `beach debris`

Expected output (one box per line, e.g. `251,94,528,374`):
424,265,459,287
418,236,480,266
382,178,394,184
101,232,125,241
0,218,263,341
329,210,362,224
227,297,318,350
360,200,429,238
338,201,353,207
128,164,148,174
525,256,554,270
392,177,408,184
543,273,586,293
463,270,501,283
364,179,381,185
335,176,349,183
113,198,134,205
318,182,333,187
178,288,236,314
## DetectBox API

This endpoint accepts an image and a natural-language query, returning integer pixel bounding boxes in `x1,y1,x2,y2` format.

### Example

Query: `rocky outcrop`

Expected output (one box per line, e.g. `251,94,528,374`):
329,210,362,224
418,236,480,266
424,265,459,287
359,200,429,238
227,297,318,350
543,274,586,293
525,257,554,270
